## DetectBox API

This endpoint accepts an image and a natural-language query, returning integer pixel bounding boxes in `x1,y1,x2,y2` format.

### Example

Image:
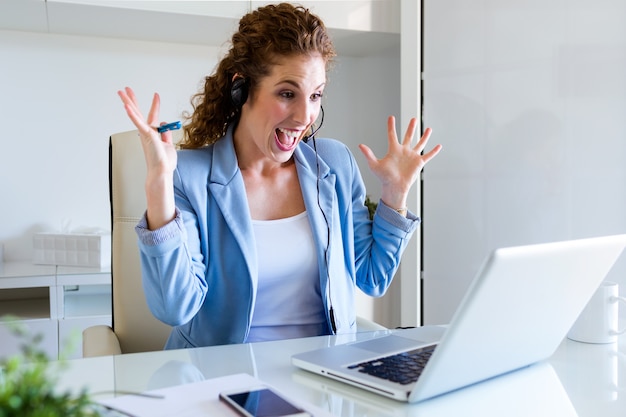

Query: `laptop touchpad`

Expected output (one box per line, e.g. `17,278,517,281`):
355,335,427,354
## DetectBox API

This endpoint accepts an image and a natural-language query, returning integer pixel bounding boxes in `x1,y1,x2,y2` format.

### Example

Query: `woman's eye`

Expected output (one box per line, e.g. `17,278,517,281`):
280,91,295,99
311,93,323,101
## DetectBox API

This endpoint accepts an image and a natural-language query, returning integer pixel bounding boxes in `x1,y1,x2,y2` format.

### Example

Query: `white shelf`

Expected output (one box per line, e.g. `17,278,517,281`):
0,262,56,277
63,284,111,318
57,264,111,275
0,262,112,359
0,296,50,320
57,269,111,286
0,262,56,289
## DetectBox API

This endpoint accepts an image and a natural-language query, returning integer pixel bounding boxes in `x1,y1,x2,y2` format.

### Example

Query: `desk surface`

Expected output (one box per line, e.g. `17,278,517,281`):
56,330,626,417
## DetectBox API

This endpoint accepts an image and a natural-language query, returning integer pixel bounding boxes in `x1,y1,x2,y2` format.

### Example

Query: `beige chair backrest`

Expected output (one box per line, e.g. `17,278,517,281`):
109,130,175,353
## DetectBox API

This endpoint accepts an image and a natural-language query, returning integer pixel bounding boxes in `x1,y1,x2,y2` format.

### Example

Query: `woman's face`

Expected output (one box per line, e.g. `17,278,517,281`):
236,53,326,165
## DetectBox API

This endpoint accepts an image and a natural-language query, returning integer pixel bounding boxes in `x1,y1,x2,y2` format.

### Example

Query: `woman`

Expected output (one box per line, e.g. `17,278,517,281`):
118,3,441,349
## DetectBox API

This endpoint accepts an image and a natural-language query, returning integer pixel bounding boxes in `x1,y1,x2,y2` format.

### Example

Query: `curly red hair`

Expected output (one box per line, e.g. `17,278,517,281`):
179,3,336,149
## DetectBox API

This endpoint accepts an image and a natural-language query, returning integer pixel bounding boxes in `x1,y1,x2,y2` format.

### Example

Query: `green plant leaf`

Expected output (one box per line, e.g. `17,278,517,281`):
0,317,102,416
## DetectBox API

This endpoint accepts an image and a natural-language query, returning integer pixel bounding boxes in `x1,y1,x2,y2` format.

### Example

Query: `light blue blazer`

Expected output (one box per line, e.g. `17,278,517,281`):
136,126,419,349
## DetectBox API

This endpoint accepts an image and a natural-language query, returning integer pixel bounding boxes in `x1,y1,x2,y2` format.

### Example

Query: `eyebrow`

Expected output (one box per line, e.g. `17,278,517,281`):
275,79,326,90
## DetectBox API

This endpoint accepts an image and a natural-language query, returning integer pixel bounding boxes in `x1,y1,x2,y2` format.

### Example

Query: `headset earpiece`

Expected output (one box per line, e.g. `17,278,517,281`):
230,77,249,108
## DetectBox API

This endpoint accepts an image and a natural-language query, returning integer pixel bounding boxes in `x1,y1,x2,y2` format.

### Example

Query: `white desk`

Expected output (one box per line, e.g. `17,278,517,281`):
55,330,625,417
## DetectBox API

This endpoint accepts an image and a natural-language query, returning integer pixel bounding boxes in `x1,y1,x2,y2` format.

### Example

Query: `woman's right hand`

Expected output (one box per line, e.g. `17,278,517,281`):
117,87,178,176
118,87,177,229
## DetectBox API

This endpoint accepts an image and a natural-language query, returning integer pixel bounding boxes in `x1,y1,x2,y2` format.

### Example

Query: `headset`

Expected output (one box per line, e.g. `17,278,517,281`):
303,106,324,143
230,77,249,109
230,77,337,333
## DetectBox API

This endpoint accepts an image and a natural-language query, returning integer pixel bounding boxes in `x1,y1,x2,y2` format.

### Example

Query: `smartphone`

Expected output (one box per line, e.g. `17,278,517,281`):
219,386,312,417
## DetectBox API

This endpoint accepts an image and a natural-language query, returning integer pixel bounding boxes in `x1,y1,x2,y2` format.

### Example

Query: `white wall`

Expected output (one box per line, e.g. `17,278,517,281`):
0,30,220,261
324,48,403,326
422,0,626,324
325,47,402,202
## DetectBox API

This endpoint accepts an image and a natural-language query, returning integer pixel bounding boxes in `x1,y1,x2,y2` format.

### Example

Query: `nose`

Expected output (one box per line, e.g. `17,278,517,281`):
293,98,319,127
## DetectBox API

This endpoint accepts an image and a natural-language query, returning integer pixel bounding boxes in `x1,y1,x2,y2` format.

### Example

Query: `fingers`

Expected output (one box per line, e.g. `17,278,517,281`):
159,122,175,145
402,118,418,145
124,86,138,105
118,87,141,116
358,143,377,165
422,143,443,164
387,116,399,146
388,116,420,146
147,92,161,127
117,87,163,135
391,117,442,166
118,87,146,131
413,127,442,166
413,127,432,152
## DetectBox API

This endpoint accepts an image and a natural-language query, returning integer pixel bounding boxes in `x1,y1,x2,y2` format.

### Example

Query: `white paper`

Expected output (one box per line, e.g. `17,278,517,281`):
97,373,333,417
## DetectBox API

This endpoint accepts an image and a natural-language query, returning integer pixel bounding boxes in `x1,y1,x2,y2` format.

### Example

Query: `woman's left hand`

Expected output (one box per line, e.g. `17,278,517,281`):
358,116,442,211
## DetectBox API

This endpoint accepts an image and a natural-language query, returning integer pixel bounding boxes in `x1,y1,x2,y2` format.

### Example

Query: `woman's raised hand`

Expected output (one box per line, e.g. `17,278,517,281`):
358,116,442,211
117,87,178,178
117,87,178,229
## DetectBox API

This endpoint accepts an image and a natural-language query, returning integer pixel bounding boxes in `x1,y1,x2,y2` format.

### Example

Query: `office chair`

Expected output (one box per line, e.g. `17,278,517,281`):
82,129,386,357
82,129,173,357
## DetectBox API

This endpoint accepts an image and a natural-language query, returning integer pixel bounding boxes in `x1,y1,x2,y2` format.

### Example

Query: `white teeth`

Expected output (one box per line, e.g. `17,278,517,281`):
277,128,300,138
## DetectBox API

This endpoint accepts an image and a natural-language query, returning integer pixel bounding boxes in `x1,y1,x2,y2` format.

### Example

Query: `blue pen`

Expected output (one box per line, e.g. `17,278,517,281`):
157,121,182,133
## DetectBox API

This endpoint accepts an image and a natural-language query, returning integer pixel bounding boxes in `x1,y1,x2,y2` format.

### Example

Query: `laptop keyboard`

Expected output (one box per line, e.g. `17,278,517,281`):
347,346,436,385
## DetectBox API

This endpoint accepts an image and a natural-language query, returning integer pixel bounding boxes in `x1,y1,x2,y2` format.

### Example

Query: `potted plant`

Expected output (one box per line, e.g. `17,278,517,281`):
0,320,102,416
364,195,378,220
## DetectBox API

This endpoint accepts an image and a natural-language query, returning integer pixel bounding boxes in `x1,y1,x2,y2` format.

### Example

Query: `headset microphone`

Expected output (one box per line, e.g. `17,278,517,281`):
303,106,325,143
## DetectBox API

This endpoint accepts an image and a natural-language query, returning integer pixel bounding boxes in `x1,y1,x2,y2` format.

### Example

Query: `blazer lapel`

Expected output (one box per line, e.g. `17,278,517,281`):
208,132,258,286
205,135,338,294
295,144,336,286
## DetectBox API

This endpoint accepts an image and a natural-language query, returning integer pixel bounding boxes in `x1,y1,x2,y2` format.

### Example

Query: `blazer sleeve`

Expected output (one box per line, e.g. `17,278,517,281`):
315,139,420,297
134,173,209,327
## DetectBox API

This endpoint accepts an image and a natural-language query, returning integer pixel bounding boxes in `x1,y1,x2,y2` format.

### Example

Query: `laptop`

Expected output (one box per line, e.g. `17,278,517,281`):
292,361,577,417
292,234,626,403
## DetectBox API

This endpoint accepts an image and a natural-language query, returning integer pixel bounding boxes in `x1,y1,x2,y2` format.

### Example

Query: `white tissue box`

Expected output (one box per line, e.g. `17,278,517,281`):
33,233,111,267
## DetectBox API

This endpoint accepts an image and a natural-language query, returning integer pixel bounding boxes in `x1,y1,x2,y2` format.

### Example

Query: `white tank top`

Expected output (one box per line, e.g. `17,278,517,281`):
247,211,326,342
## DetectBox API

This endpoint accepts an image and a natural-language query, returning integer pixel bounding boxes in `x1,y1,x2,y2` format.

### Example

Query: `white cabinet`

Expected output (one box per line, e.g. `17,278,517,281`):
0,263,58,359
0,0,400,56
56,266,112,359
0,263,111,360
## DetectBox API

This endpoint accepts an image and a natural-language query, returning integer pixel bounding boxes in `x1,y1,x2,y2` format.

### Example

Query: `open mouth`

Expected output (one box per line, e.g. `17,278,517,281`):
275,127,300,152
